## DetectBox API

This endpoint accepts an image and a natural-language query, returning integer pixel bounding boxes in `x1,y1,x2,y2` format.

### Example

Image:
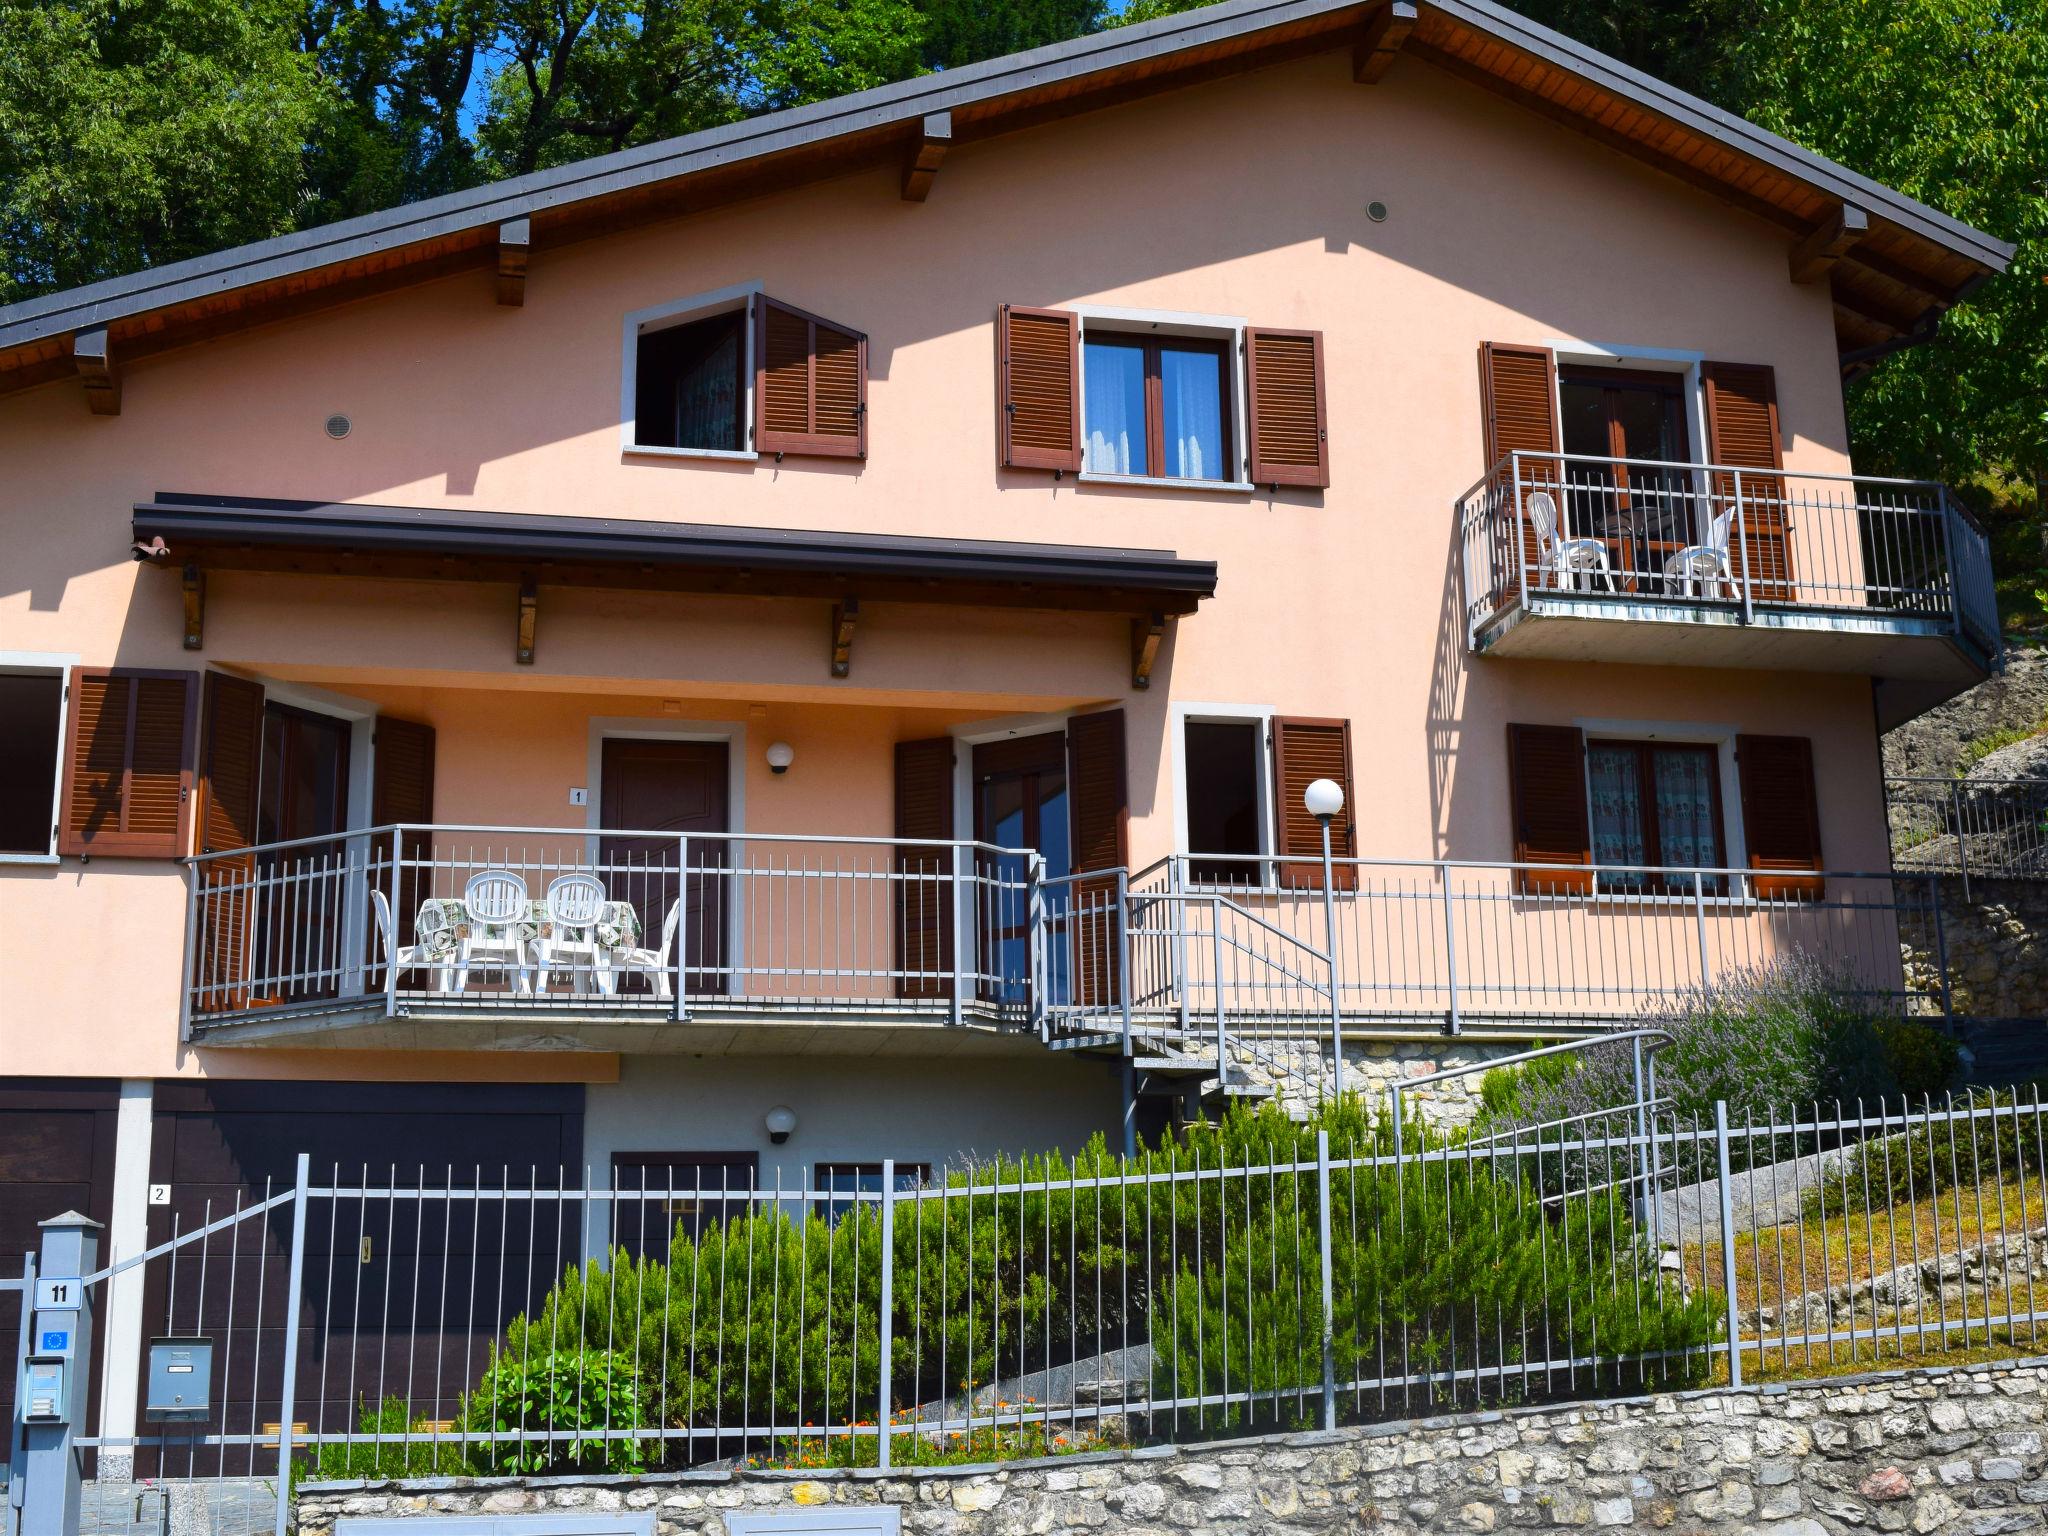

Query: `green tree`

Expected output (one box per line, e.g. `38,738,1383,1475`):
0,0,333,302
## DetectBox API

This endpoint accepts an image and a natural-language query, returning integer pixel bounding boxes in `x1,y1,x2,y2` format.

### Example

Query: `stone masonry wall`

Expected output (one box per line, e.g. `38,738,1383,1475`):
1242,1037,1537,1125
1900,876,2048,1023
300,1357,2048,1536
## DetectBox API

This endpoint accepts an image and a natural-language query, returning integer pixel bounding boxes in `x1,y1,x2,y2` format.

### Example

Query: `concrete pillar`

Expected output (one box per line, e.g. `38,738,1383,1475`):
96,1079,154,1485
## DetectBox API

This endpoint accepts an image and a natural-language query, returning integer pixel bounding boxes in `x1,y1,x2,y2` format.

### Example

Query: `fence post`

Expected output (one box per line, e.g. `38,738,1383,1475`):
1170,857,1192,1036
1950,780,1972,902
1733,469,1754,625
273,1153,311,1536
1211,909,1228,1080
876,1160,896,1471
1928,876,1955,1027
951,844,970,1027
1513,454,1529,611
20,1213,99,1536
1316,1129,1337,1432
1713,1100,1743,1390
1439,864,1461,1036
1117,870,1134,1058
1692,870,1711,986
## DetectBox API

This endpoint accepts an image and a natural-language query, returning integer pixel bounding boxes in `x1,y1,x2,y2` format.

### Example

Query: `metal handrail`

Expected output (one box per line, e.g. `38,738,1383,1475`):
1456,448,1950,506
185,822,1039,865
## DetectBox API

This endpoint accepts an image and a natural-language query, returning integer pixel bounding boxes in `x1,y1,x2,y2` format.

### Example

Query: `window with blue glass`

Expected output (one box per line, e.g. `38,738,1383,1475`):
1082,332,1232,482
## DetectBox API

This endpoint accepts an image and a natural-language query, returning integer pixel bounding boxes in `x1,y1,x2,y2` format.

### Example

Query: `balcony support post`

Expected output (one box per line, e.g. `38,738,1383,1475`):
950,842,969,1027
386,826,403,1015
1938,487,1962,641
1171,856,1192,1036
675,833,690,1021
1693,869,1711,987
1116,868,1134,1058
1513,454,1529,614
180,859,201,1038
1733,470,1754,624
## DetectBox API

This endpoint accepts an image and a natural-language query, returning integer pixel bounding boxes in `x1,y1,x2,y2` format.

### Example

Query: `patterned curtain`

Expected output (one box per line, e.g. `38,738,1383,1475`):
1651,746,1722,869
675,326,739,449
1588,745,1645,878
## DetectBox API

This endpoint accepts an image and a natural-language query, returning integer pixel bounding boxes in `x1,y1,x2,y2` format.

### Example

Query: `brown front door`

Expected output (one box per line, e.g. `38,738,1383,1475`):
600,738,730,995
254,703,352,1003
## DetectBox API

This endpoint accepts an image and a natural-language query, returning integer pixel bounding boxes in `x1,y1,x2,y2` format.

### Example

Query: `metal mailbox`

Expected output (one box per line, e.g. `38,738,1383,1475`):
145,1336,213,1422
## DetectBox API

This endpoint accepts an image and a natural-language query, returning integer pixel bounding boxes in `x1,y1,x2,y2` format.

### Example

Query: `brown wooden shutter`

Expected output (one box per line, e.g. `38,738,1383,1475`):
1245,327,1329,488
1271,716,1356,891
894,737,954,1000
1703,362,1793,601
1506,722,1592,895
997,305,1081,472
58,669,199,858
1479,343,1562,605
1067,708,1129,1006
194,672,265,1010
754,296,867,458
372,716,438,950
1736,734,1823,900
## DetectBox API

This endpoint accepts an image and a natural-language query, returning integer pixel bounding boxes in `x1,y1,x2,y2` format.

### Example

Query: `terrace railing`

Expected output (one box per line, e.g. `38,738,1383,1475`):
1888,775,2048,888
1456,450,1999,659
185,831,1960,1044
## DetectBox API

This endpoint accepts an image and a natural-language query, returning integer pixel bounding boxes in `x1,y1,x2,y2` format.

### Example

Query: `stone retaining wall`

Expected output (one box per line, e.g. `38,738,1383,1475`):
1247,1037,1538,1124
300,1357,2048,1536
1900,876,2048,1024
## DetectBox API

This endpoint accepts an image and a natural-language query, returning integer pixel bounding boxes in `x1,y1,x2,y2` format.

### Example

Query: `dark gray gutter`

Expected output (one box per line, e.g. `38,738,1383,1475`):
0,0,2013,356
133,493,1219,599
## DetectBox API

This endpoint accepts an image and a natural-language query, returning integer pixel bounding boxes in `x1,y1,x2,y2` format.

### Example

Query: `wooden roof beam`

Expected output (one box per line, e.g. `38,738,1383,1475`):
830,596,858,676
1354,0,1418,84
1789,204,1869,284
74,326,119,415
901,112,952,203
496,217,531,306
1131,612,1166,690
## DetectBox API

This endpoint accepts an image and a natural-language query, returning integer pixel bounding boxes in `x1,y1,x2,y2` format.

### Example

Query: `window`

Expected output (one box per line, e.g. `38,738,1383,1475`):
634,310,745,452
1082,333,1231,481
0,669,63,856
814,1161,930,1224
1184,719,1263,885
611,1152,759,1256
1586,740,1724,893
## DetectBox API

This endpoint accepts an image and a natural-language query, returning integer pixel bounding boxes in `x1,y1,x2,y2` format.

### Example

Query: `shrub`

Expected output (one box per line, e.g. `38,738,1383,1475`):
307,1395,474,1483
1808,1088,2047,1216
459,1348,649,1475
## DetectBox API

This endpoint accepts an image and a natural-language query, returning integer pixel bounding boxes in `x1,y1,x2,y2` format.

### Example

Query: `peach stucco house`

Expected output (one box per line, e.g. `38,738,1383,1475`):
0,0,2012,1449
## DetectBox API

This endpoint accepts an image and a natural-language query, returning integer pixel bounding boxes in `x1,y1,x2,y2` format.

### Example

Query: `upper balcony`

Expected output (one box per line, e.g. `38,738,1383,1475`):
1457,452,2001,728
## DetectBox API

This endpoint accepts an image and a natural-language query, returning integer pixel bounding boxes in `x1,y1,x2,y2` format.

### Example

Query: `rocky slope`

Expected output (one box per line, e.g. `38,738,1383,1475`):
1883,644,2048,781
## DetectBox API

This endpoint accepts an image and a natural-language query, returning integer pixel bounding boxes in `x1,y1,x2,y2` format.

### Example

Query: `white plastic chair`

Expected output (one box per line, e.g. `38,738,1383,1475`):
454,869,532,995
1664,505,1737,599
609,900,682,1000
537,874,608,994
369,889,429,991
1528,490,1614,592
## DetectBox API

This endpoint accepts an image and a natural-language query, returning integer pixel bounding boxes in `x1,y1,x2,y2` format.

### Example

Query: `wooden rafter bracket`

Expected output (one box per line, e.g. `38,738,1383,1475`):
1789,204,1869,284
516,577,537,664
1130,612,1167,690
1353,0,1418,84
901,112,952,203
182,564,204,651
497,217,531,306
830,596,859,677
74,325,120,415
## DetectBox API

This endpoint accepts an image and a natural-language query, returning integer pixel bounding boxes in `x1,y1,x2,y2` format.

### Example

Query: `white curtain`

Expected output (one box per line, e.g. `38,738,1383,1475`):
1163,348,1222,481
1084,343,1146,474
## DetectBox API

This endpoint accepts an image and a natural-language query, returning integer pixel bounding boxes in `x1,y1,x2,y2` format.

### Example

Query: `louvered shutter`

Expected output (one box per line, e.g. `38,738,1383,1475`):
1480,343,1562,606
1736,734,1823,900
754,297,867,458
894,737,954,999
1067,708,1129,1006
997,305,1081,472
193,673,264,1009
373,716,438,951
1245,327,1329,488
1704,363,1793,601
1272,717,1356,891
57,669,199,858
1506,723,1592,895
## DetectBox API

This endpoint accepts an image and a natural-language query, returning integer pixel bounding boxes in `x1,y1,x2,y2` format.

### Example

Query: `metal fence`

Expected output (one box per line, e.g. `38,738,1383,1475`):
1888,775,2048,886
1456,450,1998,657
28,1089,2048,1499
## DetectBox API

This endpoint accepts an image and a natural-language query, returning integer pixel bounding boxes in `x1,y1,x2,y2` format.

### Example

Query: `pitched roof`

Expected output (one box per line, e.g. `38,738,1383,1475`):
0,0,2012,397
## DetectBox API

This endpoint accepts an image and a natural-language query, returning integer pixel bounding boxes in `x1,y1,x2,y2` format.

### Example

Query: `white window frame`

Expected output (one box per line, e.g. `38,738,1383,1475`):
1574,716,1749,903
1170,702,1277,890
1074,304,1255,493
0,649,76,865
620,280,762,461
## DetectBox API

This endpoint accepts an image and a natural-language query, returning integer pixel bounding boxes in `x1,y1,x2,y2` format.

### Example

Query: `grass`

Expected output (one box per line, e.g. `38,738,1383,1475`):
1957,711,2048,773
1682,1172,2048,1383
742,1412,1121,1470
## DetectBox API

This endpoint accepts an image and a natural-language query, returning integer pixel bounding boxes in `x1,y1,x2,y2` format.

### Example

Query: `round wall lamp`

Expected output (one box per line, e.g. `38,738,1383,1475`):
765,742,795,775
765,1105,798,1144
1304,778,1346,821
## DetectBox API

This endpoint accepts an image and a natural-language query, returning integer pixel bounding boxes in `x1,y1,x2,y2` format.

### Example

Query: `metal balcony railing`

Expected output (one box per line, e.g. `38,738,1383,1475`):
182,829,1964,1050
1456,451,1998,659
1887,774,2048,888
